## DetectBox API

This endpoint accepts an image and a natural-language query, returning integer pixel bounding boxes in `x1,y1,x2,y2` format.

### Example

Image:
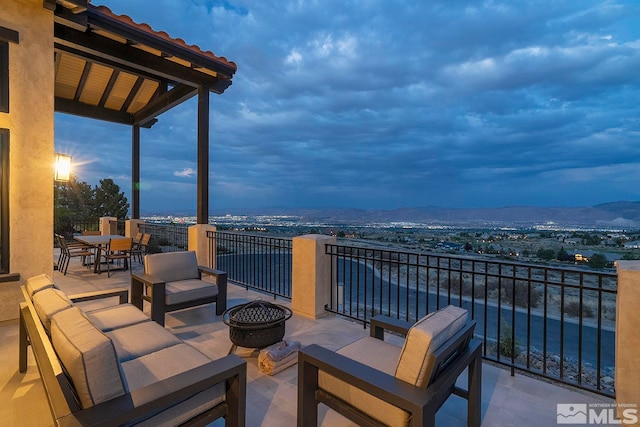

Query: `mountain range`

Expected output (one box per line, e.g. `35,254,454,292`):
203,201,640,228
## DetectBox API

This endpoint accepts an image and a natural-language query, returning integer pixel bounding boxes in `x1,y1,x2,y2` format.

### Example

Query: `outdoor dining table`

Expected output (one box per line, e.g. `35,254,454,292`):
73,234,125,273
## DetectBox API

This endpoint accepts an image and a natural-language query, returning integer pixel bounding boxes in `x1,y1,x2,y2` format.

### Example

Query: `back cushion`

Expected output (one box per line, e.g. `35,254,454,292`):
51,307,125,408
25,274,55,298
32,288,73,332
145,251,199,282
395,305,468,387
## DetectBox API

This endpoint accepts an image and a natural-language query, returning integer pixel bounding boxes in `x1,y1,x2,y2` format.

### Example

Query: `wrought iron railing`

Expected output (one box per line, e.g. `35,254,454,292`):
209,231,292,299
54,218,100,241
325,244,617,397
138,223,189,252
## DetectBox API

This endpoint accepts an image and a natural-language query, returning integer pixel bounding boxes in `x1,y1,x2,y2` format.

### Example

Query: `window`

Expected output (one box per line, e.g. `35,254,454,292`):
0,129,8,273
0,26,19,113
0,41,7,113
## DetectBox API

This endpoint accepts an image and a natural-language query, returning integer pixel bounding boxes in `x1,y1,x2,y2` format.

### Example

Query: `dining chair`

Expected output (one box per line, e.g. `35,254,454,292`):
102,237,133,277
57,234,94,275
130,233,151,263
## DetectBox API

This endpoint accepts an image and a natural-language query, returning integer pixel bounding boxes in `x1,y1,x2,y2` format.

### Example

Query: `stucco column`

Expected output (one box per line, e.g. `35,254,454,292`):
292,234,336,319
99,216,117,235
125,219,144,238
614,260,640,424
188,224,216,268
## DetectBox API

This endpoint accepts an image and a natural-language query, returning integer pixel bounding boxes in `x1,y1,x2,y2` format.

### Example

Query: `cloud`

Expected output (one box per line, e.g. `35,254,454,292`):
174,168,196,178
55,0,640,213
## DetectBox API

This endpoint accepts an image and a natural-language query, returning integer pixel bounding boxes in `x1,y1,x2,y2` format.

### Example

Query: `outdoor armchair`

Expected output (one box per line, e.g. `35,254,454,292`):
131,250,228,326
298,305,482,427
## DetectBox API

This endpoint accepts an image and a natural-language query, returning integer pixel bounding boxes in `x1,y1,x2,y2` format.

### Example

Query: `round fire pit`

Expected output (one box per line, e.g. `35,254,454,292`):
222,300,292,352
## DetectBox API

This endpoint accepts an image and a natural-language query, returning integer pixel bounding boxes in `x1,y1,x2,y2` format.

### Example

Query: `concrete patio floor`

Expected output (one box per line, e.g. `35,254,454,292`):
1,257,615,426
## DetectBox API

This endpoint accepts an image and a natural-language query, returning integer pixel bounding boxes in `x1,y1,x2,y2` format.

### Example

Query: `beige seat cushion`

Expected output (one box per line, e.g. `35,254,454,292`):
145,251,200,282
25,273,54,298
395,305,468,387
106,321,182,362
121,343,225,427
32,288,73,332
51,307,125,408
86,304,151,332
318,337,410,427
165,279,218,305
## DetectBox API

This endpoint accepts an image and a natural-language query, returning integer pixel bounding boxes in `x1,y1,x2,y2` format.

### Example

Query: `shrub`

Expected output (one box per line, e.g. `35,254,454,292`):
563,300,594,318
499,323,520,358
500,281,542,308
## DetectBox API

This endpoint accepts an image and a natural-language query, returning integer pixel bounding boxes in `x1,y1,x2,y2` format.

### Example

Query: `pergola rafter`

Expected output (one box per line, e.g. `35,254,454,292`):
50,1,237,222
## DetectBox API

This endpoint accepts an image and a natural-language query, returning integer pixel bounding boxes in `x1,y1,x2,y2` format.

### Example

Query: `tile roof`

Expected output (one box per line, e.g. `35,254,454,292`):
90,4,237,72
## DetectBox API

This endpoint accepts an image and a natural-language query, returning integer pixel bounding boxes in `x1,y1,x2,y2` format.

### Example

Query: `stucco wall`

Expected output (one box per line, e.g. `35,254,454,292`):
0,0,54,321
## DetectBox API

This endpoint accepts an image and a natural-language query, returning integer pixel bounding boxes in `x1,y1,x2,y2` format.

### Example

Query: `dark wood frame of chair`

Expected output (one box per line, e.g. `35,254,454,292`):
131,265,228,327
19,286,246,427
298,315,482,427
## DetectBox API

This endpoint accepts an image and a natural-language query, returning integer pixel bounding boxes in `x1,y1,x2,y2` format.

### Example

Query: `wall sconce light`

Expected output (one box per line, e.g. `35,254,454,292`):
54,153,72,182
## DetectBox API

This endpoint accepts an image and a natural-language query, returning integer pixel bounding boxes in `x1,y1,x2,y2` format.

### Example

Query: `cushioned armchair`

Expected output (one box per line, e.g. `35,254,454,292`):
298,305,482,427
131,251,228,326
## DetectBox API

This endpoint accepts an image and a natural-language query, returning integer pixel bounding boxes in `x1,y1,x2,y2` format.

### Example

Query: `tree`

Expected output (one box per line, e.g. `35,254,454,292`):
54,175,97,237
536,248,555,260
557,247,570,262
93,178,129,219
588,253,608,269
464,241,473,252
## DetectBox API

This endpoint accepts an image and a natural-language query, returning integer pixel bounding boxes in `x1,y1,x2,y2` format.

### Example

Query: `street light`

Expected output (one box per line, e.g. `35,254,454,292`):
54,153,72,182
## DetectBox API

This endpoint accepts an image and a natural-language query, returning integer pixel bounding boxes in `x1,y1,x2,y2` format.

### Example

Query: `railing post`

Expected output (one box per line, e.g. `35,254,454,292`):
125,219,144,238
614,260,640,422
99,217,116,235
292,234,336,319
188,224,217,268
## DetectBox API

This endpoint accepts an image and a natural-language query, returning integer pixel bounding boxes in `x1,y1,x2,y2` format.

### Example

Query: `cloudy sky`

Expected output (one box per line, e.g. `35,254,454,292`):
54,0,640,214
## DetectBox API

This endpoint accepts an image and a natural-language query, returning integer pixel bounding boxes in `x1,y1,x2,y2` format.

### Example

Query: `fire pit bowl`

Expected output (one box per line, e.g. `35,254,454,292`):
222,300,293,350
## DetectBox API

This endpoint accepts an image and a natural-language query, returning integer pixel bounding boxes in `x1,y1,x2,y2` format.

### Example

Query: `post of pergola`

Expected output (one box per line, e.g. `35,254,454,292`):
132,124,140,219
197,86,209,225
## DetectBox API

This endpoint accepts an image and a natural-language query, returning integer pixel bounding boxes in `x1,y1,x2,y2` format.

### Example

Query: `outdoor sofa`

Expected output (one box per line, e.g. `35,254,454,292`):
19,273,246,426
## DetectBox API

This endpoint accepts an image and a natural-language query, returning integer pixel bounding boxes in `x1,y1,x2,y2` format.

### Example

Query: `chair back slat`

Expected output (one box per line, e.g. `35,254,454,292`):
108,238,132,252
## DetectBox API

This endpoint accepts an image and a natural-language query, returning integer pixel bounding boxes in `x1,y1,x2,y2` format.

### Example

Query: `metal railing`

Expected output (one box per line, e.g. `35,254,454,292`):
210,231,293,299
139,223,189,253
54,219,100,241
325,244,617,397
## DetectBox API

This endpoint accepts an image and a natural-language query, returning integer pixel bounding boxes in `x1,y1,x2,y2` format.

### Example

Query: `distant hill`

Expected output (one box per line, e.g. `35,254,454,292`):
148,201,640,229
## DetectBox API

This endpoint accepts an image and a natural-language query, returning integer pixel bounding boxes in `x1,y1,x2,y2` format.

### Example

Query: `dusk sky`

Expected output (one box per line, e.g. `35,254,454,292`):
54,0,640,214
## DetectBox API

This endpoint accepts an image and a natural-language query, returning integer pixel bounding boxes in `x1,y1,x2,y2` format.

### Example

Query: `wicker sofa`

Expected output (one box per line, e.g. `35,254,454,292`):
19,274,246,427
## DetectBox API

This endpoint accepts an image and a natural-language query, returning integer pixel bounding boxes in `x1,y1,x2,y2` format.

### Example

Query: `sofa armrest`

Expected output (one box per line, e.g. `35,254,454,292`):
57,354,247,427
369,315,413,340
68,288,128,305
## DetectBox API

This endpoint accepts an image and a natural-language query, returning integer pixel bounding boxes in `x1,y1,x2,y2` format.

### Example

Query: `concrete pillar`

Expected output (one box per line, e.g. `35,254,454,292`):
614,260,640,425
188,224,216,268
292,234,336,319
125,219,145,238
99,217,117,235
